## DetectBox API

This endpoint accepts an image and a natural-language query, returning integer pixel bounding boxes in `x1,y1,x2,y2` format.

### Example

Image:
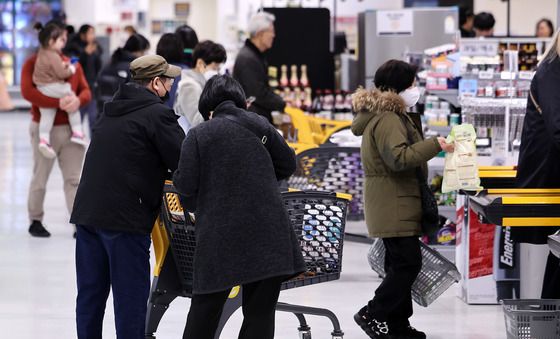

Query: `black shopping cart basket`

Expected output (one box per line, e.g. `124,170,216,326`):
145,182,352,339
287,146,364,221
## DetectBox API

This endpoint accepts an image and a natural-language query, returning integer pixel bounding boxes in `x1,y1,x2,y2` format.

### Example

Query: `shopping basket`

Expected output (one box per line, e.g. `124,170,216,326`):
502,299,560,339
367,238,461,307
287,146,364,221
145,182,352,339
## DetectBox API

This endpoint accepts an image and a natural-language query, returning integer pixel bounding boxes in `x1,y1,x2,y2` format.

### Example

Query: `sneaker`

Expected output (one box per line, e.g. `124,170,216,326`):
354,306,393,338
392,325,426,339
70,131,88,146
28,220,51,238
38,139,56,159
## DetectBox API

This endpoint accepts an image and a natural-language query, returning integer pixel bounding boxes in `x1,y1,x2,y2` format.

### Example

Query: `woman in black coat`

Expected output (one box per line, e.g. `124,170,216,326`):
173,75,305,339
516,30,560,298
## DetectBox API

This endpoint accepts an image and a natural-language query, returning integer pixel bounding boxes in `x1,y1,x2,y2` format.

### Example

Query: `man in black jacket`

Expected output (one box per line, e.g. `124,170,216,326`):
70,55,184,339
233,11,286,123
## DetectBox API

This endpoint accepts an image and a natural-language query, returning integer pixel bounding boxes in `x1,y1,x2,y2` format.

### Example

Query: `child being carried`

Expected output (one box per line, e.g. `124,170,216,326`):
32,22,87,159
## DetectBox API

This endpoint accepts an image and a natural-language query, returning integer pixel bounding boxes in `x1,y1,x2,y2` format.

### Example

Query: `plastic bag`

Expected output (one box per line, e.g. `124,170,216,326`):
442,124,482,193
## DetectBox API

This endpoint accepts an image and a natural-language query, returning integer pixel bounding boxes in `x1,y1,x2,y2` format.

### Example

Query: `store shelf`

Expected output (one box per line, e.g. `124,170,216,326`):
438,205,456,221
426,89,459,107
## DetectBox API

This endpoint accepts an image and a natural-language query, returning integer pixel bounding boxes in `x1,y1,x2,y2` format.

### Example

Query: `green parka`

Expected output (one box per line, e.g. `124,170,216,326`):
351,89,441,238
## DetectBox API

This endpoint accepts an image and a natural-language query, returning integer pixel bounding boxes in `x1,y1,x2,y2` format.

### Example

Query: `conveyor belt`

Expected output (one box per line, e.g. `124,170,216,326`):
468,189,560,227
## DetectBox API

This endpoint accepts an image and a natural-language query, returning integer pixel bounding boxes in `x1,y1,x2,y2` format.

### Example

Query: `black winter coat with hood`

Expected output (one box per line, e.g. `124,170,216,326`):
70,82,185,234
514,57,560,244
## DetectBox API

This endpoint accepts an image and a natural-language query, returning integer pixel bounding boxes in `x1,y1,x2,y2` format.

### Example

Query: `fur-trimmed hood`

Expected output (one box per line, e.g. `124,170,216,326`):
351,88,407,136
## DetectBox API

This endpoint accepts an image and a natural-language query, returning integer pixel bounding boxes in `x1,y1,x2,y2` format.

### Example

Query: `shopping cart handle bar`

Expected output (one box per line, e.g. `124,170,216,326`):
285,188,352,201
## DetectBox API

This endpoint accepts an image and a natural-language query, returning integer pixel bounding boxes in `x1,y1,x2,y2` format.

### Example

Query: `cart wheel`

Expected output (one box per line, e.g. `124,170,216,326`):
299,330,312,339
331,329,344,339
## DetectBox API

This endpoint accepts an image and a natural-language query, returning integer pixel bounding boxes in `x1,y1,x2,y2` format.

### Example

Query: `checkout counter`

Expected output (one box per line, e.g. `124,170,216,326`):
457,166,560,303
455,167,560,303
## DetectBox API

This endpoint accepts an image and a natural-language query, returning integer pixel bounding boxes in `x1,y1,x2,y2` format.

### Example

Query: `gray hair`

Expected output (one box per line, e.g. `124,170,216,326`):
248,12,275,38
540,29,560,65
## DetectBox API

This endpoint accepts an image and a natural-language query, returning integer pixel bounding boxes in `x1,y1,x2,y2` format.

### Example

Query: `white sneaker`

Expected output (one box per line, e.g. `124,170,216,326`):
70,131,88,146
38,139,56,159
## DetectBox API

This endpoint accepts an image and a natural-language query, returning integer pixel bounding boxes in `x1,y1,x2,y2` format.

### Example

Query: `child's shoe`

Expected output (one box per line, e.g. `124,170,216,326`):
70,131,88,146
38,139,56,159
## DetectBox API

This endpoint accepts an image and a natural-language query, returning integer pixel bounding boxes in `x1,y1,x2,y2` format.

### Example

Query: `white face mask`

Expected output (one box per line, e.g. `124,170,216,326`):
203,69,219,81
399,86,420,108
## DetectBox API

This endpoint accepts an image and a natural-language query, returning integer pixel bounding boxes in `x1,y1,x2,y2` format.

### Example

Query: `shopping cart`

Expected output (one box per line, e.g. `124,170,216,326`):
287,146,364,221
502,299,560,339
145,182,351,339
367,238,461,307
285,107,351,145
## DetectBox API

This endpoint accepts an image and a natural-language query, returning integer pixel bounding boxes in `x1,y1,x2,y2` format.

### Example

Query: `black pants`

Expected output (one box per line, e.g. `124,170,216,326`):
368,236,422,326
542,252,560,298
183,276,285,339
75,225,151,339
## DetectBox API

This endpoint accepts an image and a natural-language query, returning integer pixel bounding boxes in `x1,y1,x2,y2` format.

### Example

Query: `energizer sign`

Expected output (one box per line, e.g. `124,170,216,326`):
500,226,515,268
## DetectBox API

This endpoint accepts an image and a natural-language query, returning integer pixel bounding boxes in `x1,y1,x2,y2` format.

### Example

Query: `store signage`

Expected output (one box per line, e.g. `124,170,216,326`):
376,10,413,36
460,41,499,57
175,2,190,17
498,227,516,269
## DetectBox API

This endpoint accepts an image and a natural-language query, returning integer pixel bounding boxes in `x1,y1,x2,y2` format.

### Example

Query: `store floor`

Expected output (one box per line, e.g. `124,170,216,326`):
0,112,506,339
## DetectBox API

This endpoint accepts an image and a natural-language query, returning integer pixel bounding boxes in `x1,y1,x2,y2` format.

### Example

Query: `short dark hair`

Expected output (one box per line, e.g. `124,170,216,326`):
66,25,75,36
193,40,227,66
175,24,199,67
123,33,150,53
156,33,184,65
474,12,495,31
34,21,66,48
459,7,474,26
536,18,554,37
374,59,417,93
198,75,247,120
78,24,93,36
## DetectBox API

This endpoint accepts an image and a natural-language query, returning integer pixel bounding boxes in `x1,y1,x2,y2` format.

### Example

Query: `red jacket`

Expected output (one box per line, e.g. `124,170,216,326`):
20,54,92,126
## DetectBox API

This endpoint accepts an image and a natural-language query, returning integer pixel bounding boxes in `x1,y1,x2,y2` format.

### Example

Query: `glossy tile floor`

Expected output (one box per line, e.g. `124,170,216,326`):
0,112,507,338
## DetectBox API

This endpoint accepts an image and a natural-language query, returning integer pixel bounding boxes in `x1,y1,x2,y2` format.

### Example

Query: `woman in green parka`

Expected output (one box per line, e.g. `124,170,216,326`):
351,60,455,339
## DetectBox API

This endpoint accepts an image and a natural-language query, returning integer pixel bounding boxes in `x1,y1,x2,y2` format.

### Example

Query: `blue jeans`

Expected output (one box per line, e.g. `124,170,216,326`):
81,100,98,133
75,225,151,339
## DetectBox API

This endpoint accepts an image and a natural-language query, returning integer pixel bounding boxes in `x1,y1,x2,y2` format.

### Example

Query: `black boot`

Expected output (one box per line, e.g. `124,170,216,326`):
28,220,51,238
354,306,394,339
391,323,426,339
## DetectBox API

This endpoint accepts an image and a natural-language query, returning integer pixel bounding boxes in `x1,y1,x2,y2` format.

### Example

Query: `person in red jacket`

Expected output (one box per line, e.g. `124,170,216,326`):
20,20,91,237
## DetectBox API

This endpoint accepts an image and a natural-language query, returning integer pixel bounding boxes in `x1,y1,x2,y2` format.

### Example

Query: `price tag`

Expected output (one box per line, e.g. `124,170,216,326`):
478,70,494,79
518,71,535,80
500,72,516,80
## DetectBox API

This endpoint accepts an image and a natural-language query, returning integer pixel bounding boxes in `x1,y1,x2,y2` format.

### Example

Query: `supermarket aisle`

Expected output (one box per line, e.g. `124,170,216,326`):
0,112,506,338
